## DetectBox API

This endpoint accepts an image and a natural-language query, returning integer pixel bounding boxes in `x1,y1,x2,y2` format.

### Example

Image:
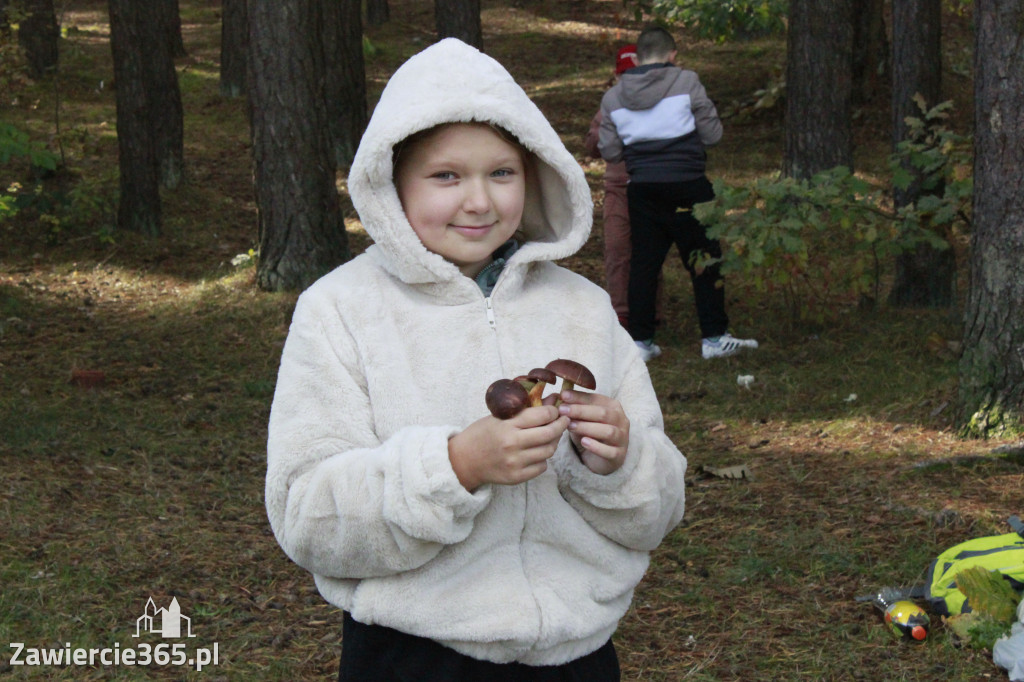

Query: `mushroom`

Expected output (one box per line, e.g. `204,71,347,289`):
544,358,596,405
524,367,557,406
485,378,530,419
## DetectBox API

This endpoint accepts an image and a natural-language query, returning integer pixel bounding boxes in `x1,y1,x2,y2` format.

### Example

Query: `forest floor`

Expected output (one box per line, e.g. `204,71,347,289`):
1,0,1021,680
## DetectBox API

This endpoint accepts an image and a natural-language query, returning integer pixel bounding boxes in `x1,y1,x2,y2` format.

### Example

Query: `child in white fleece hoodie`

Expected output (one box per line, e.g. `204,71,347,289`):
266,38,687,681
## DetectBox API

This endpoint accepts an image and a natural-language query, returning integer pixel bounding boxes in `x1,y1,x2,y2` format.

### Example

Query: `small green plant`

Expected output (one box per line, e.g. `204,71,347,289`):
626,0,787,43
945,566,1021,649
1,123,60,224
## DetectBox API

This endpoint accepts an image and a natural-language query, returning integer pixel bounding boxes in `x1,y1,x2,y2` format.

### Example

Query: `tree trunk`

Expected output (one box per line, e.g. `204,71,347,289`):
109,0,161,236
248,0,348,292
366,0,389,26
435,0,482,50
887,0,954,308
850,0,887,106
19,0,59,78
322,0,367,167
147,1,185,190
219,0,247,97
160,0,187,58
958,0,1024,437
783,0,853,179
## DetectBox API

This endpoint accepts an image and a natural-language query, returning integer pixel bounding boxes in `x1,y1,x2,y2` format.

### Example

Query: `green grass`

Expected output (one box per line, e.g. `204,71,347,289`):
1,0,1020,680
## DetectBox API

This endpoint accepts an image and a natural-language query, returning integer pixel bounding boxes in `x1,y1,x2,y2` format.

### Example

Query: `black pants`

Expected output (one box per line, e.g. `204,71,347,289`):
626,177,728,341
338,612,620,682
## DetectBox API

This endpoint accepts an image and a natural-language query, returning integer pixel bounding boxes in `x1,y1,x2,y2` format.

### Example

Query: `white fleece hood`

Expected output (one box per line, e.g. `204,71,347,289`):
348,38,592,285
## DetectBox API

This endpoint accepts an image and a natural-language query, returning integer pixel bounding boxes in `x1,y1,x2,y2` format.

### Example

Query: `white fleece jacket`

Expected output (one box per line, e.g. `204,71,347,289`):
265,38,687,666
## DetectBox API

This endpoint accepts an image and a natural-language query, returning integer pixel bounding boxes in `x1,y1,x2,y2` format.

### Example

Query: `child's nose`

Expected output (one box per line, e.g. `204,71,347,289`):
462,179,492,213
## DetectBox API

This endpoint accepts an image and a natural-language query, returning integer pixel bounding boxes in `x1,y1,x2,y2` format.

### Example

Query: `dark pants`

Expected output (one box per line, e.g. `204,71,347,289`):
338,612,620,682
626,177,728,341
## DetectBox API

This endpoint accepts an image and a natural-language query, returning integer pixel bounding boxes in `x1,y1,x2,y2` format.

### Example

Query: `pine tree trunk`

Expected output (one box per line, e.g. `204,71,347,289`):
322,0,367,167
219,0,247,97
888,0,954,308
19,0,59,78
109,0,161,236
161,0,187,58
147,1,185,190
248,0,348,292
783,0,853,179
366,0,389,26
958,0,1024,437
435,0,482,50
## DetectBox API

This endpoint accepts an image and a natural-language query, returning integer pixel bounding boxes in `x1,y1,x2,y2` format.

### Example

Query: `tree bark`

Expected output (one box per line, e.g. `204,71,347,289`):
160,0,187,58
19,0,59,78
146,1,185,190
887,0,954,308
435,0,482,50
109,0,161,236
958,0,1024,437
219,0,247,97
783,0,853,179
248,0,348,292
322,0,367,167
366,0,389,26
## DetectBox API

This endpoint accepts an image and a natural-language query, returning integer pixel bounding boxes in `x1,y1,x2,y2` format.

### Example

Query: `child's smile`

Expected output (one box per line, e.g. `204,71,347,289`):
395,123,526,279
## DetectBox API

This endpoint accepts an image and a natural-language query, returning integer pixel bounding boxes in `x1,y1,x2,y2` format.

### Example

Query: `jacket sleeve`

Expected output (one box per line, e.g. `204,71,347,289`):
265,292,492,580
597,92,624,163
554,335,687,552
689,72,723,147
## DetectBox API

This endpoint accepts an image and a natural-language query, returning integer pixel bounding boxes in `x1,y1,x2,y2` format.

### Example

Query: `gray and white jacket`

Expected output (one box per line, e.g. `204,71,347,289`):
598,63,723,183
265,38,687,666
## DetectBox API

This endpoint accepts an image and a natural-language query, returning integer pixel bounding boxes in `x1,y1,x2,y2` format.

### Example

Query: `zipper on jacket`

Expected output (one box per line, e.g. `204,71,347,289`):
484,296,496,329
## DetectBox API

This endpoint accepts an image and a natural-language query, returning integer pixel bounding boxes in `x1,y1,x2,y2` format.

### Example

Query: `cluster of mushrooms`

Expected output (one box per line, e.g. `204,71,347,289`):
485,359,596,419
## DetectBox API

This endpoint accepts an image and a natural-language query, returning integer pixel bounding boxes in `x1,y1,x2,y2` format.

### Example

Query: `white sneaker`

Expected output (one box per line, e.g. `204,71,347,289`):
702,333,758,359
635,339,662,362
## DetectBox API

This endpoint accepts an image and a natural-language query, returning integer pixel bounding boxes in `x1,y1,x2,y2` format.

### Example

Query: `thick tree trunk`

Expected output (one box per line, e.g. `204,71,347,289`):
19,0,59,78
322,0,367,167
109,0,161,236
958,0,1024,437
134,0,185,190
888,0,954,308
366,0,389,26
783,0,853,179
160,0,187,58
435,0,482,50
248,0,348,292
219,0,247,97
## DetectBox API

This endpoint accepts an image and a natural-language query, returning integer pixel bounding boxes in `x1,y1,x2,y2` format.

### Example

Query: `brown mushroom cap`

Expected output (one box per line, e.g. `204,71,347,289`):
526,368,557,385
485,378,529,419
544,359,596,390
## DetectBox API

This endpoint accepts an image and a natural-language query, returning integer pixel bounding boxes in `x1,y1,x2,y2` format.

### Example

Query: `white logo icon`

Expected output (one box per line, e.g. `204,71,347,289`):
134,597,195,639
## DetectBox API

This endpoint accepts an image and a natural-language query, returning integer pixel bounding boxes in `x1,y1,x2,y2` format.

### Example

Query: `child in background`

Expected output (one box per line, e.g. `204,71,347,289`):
585,44,663,338
266,39,687,681
599,26,758,360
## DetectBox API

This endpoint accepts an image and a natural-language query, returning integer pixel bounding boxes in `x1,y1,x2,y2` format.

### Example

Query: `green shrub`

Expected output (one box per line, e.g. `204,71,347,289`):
626,0,788,43
694,102,970,324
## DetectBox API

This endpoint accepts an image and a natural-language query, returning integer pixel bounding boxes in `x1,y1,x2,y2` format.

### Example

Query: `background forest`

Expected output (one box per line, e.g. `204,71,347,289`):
2,0,1023,680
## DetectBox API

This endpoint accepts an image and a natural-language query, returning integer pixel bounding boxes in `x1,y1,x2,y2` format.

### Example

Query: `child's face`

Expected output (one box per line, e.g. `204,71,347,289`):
395,123,526,279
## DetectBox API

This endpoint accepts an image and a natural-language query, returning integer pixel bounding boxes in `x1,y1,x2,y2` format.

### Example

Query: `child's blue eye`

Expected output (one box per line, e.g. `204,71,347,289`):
492,168,515,178
432,171,456,181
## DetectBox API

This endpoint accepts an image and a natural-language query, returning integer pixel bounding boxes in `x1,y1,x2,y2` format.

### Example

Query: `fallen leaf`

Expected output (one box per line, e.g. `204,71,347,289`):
701,464,754,481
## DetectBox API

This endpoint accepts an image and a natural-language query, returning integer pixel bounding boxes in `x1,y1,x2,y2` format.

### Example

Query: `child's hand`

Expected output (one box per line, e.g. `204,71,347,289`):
448,406,569,492
557,390,630,475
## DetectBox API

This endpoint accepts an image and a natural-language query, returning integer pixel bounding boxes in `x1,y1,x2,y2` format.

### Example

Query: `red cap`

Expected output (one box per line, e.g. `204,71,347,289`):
615,45,638,75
